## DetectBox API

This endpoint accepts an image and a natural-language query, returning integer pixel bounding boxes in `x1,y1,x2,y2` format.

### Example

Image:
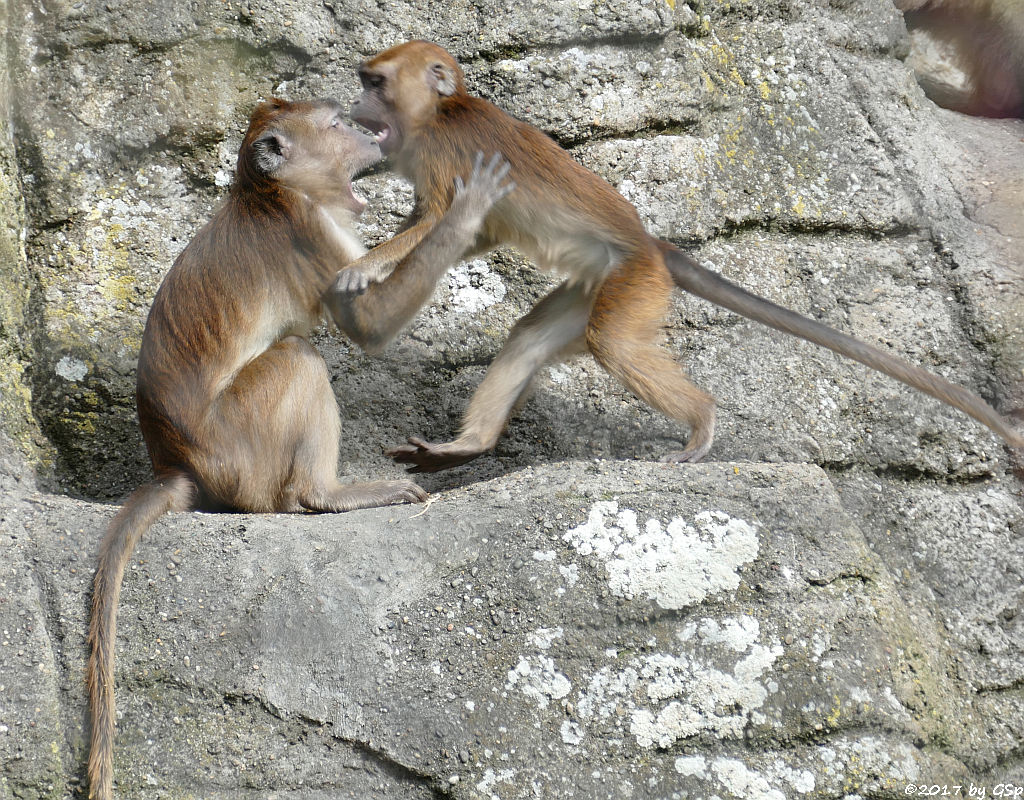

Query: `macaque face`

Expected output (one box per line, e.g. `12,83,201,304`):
349,42,463,159
351,63,406,156
248,98,382,212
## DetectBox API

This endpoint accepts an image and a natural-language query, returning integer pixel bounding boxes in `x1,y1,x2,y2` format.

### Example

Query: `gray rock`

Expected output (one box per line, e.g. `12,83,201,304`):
4,461,1018,797
1,0,1022,795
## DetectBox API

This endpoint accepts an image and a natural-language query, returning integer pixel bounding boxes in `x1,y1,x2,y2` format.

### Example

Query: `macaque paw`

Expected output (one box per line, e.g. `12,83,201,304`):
387,436,484,473
659,442,711,464
332,266,372,296
379,479,430,504
453,151,515,212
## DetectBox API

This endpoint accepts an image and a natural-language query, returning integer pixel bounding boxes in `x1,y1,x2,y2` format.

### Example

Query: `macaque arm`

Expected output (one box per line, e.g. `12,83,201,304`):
324,153,512,353
347,217,440,285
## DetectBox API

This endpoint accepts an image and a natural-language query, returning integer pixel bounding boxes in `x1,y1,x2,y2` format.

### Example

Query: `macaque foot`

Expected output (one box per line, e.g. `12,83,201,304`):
373,479,430,505
659,441,712,464
387,436,486,473
660,450,704,464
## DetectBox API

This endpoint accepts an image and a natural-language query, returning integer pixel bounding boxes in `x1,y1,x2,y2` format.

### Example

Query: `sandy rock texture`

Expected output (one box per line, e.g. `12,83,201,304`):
0,0,1022,797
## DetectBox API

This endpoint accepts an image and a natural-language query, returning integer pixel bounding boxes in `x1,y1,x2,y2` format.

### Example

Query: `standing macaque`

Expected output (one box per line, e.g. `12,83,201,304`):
87,97,512,800
897,0,1024,117
325,40,1023,472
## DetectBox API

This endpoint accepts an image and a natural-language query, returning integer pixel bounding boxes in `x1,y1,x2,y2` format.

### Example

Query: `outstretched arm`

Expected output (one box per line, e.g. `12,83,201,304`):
330,216,438,293
323,153,513,354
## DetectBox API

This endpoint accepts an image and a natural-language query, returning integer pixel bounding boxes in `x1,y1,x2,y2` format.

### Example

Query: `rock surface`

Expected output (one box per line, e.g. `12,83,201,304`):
1,0,1022,797
4,462,1023,798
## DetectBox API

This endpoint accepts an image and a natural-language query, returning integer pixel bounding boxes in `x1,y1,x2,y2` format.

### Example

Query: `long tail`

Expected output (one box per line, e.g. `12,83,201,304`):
87,471,195,800
659,241,1024,449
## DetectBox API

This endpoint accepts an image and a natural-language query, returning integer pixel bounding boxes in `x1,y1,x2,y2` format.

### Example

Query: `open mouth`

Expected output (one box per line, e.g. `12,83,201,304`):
346,181,367,211
353,117,394,151
344,158,386,214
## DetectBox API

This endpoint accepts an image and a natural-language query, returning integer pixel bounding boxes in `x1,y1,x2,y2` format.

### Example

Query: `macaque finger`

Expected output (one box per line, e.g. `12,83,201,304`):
389,479,429,503
471,150,485,178
404,483,430,503
333,268,369,295
493,160,511,182
386,437,429,460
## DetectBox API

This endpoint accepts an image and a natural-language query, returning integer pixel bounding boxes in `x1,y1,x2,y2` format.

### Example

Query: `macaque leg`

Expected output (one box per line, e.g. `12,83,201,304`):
389,282,593,472
198,336,426,511
586,252,716,463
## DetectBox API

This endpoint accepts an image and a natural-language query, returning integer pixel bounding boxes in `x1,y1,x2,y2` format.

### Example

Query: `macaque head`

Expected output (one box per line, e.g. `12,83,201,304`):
237,97,382,213
350,40,465,158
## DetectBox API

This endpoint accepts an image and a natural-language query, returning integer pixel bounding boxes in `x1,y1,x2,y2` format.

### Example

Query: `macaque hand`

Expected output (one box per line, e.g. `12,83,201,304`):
387,436,484,473
331,266,372,296
450,151,515,224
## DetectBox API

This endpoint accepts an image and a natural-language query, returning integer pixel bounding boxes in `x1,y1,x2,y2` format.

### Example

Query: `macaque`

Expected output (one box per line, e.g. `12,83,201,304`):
325,40,1023,473
87,97,512,799
896,0,1024,117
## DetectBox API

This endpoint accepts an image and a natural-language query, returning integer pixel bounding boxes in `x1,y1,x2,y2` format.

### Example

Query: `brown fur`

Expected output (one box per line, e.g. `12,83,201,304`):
332,40,1023,472
897,0,1024,117
86,97,445,800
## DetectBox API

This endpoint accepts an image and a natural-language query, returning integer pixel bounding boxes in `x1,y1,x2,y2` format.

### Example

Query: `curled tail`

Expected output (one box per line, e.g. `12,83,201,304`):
659,241,1024,449
87,471,195,800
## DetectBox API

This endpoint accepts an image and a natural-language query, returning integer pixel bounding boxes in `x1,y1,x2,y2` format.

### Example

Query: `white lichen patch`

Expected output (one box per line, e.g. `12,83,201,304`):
55,355,88,382
448,259,507,313
674,755,707,777
526,627,563,651
476,768,516,800
577,615,781,749
560,719,584,745
563,501,759,608
712,758,786,800
558,563,580,587
816,737,921,786
548,364,572,385
674,755,816,798
505,654,571,710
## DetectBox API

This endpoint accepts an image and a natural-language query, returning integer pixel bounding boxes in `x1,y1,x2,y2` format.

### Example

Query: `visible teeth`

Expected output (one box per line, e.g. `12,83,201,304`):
375,128,389,143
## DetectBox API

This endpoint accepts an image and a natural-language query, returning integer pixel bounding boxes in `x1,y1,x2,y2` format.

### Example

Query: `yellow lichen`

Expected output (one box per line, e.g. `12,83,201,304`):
100,273,138,310
825,695,842,727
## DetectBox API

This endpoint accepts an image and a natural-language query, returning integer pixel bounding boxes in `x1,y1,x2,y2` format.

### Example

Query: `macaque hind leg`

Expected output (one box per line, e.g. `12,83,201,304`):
389,282,593,472
202,336,426,510
586,251,716,463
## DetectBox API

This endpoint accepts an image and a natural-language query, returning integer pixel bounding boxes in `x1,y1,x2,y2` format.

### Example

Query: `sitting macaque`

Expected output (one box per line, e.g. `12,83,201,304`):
325,40,1022,473
86,97,512,799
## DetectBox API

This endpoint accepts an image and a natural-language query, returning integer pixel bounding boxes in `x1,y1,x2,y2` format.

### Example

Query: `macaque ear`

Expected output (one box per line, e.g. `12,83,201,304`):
252,131,291,174
429,62,458,97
